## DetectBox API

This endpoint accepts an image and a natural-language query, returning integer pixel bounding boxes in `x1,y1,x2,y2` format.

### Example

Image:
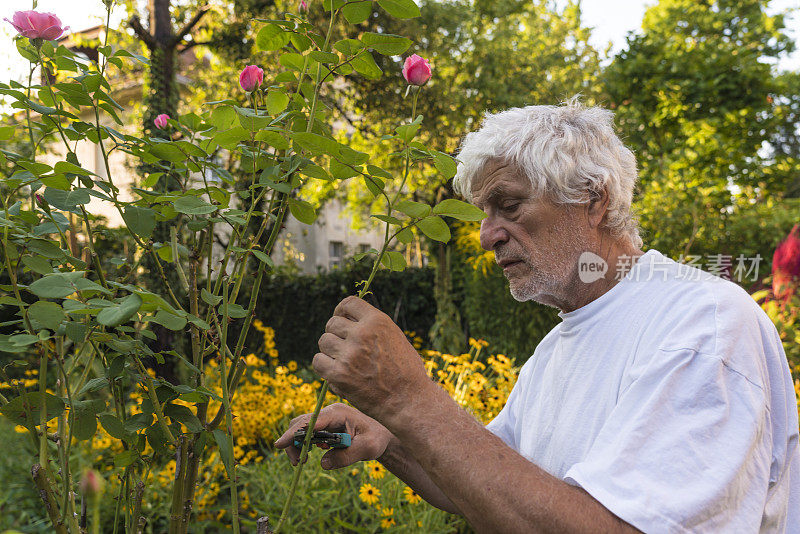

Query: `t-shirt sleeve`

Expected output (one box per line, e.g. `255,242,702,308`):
563,348,772,533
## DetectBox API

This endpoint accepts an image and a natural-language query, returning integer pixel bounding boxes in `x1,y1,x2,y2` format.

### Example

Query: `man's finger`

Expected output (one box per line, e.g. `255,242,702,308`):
333,295,372,321
318,332,344,356
325,315,352,339
312,351,336,380
319,436,381,470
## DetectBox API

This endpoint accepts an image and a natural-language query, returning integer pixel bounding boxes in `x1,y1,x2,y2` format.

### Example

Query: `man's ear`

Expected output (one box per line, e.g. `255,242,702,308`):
586,187,609,229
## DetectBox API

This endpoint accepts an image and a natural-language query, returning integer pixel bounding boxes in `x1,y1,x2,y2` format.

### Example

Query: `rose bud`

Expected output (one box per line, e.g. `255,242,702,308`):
79,469,105,496
153,113,170,129
299,1,309,13
772,224,800,301
4,10,68,41
239,65,264,93
402,54,432,86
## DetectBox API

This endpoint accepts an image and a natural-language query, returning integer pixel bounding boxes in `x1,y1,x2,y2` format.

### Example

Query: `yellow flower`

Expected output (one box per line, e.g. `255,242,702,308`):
381,517,396,528
359,483,381,505
381,507,394,517
366,460,385,480
403,486,421,504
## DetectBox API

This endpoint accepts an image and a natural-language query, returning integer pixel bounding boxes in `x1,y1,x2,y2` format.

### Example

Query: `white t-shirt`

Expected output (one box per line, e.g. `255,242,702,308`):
486,249,799,533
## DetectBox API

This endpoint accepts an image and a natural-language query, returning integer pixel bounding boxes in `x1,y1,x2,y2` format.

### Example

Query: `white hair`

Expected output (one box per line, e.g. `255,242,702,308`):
453,98,642,248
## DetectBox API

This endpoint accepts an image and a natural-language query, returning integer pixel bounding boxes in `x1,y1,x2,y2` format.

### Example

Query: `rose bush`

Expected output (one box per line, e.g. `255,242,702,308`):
0,0,485,532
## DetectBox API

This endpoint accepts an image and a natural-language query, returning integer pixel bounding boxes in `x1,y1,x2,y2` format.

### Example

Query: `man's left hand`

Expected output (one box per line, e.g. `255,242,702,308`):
314,296,430,422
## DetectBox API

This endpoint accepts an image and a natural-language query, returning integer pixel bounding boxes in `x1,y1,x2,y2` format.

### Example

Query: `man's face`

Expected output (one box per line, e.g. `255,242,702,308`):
471,160,589,306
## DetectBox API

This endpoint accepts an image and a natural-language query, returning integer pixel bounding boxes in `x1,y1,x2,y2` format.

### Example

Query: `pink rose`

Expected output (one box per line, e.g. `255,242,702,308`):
772,224,800,301
153,113,170,129
239,65,264,93
4,10,68,41
402,54,431,86
299,1,309,13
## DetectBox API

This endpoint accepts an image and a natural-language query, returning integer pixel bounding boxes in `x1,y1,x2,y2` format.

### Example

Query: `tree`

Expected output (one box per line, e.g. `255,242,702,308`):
603,0,799,266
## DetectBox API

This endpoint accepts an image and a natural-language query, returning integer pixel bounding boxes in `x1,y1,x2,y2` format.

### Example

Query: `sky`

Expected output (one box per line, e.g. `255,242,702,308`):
1,0,798,87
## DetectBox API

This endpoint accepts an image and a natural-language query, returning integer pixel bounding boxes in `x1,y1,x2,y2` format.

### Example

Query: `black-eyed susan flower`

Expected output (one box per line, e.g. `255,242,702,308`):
403,485,421,504
366,460,386,479
359,483,381,505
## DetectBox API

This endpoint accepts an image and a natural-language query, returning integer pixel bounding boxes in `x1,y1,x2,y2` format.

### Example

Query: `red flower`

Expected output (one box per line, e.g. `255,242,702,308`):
5,10,68,41
772,224,800,301
402,54,431,86
239,65,264,93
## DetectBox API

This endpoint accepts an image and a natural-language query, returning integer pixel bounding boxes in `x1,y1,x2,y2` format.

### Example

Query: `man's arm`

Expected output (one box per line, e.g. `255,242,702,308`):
384,380,640,534
312,296,640,533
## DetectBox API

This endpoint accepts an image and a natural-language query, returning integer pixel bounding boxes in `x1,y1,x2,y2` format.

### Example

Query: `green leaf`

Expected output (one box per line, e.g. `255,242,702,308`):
71,399,105,441
21,255,53,275
416,216,451,242
380,250,406,271
257,24,291,51
309,50,339,64
395,200,431,218
122,206,157,238
333,39,364,56
377,0,420,18
213,428,234,477
27,239,64,259
432,151,458,180
342,0,372,23
292,132,342,157
96,293,143,327
27,301,66,330
77,378,109,396
0,392,65,426
288,198,317,225
225,303,248,319
300,164,331,181
43,187,91,210
145,423,170,455
265,91,290,115
98,413,127,440
53,161,92,176
114,450,139,467
28,272,83,298
150,310,187,331
148,142,185,163
201,288,222,306
164,404,203,433
252,250,275,267
395,115,423,143
395,227,413,244
432,198,487,221
123,413,153,433
371,214,401,225
360,33,412,55
351,51,382,79
173,196,217,215
255,130,290,150
209,106,236,130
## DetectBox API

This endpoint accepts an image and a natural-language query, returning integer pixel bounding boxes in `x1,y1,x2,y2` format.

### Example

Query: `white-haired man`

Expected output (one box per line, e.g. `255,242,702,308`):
276,101,799,532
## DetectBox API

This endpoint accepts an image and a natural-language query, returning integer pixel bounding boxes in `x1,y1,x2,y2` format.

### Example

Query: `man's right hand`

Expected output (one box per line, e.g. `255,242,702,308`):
274,403,394,470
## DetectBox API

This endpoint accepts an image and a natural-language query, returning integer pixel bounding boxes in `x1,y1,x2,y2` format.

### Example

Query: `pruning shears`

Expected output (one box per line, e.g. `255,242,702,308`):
292,429,351,449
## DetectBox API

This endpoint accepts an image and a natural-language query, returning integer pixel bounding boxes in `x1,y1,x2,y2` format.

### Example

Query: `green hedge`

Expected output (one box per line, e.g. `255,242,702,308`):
246,263,437,366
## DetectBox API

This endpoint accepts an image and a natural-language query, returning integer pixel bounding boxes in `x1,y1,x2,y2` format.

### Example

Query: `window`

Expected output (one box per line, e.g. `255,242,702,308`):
358,243,371,254
329,241,344,269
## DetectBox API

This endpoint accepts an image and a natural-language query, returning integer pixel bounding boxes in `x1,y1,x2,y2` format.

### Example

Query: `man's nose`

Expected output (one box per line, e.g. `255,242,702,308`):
479,215,509,251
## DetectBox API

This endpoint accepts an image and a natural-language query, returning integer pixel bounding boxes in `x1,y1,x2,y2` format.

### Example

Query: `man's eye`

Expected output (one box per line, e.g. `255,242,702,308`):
500,203,520,213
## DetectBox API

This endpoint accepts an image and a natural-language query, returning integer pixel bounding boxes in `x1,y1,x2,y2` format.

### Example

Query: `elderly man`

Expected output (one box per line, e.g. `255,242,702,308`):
276,101,799,532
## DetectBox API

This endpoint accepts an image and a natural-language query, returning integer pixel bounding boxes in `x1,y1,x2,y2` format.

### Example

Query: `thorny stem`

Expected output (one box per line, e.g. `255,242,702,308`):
275,78,422,534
